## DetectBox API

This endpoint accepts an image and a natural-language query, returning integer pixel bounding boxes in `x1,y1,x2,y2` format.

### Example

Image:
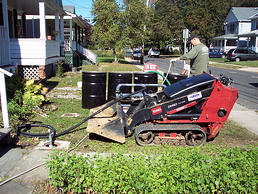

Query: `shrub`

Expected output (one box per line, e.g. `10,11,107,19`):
7,79,49,127
55,60,64,77
173,49,180,55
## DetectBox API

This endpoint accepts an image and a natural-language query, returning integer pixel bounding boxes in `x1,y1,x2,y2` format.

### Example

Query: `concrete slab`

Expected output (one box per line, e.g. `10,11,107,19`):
0,148,23,178
0,180,35,194
229,103,258,135
6,150,51,181
34,140,70,150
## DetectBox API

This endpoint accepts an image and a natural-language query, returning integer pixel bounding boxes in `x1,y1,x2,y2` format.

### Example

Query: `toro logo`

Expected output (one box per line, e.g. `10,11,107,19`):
187,92,202,101
151,106,162,115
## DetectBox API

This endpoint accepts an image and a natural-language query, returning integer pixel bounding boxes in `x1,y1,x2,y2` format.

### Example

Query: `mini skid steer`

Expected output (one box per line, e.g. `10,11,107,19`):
87,72,238,146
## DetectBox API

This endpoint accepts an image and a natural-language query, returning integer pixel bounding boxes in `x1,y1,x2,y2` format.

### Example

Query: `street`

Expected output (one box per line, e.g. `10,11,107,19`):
143,56,258,111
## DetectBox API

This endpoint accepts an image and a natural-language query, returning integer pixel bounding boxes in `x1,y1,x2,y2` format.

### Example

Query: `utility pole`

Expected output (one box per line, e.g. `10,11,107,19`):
141,0,150,64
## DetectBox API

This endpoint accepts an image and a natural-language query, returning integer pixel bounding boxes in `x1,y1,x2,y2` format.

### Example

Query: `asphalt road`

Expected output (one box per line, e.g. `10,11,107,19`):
143,56,258,111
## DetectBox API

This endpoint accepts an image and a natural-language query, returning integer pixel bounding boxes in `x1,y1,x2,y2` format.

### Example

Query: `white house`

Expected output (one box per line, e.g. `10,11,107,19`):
238,11,258,52
0,0,68,80
212,7,258,52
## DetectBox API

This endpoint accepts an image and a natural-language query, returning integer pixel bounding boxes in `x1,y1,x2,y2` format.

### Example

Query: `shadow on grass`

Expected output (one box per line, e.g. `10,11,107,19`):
40,80,59,91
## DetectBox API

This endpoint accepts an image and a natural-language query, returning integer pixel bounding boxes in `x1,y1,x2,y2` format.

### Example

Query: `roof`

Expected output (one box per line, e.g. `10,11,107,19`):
226,7,258,22
249,12,258,20
211,34,238,40
63,5,76,14
238,30,258,37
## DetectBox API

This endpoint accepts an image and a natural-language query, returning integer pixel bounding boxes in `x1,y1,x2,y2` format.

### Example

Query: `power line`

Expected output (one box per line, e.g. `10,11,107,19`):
65,0,91,9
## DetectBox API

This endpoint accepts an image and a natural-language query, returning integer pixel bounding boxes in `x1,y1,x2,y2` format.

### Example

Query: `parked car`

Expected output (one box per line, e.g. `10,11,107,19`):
148,48,160,58
227,48,258,62
209,49,226,58
132,49,142,60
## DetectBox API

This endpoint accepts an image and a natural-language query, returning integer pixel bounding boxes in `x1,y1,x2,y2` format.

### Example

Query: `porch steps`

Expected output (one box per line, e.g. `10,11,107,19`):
0,128,12,144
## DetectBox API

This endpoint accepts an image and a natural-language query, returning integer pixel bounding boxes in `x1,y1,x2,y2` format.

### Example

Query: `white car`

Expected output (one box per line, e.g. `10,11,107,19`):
148,48,160,58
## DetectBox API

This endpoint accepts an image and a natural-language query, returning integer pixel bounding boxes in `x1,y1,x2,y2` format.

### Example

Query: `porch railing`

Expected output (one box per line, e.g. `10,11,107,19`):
0,26,10,66
64,40,98,65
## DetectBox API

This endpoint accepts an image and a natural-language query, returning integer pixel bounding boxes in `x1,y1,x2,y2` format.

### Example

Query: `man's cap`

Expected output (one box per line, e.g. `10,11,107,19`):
188,34,199,42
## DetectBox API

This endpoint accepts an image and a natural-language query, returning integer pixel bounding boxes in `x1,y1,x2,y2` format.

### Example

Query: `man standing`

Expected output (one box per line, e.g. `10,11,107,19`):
170,34,209,76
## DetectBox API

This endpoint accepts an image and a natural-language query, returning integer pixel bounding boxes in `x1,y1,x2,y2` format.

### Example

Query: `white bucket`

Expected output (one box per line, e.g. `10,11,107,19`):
77,81,82,88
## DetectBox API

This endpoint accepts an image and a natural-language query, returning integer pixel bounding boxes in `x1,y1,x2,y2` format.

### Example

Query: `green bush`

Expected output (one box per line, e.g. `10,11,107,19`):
55,60,64,77
7,79,49,127
173,49,180,55
46,146,258,193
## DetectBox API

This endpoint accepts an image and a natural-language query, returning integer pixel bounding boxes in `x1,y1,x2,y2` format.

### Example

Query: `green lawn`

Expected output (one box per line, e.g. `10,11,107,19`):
209,58,258,68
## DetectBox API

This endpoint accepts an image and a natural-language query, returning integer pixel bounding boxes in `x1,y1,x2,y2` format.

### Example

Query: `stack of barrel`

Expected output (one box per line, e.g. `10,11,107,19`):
82,72,158,109
82,71,186,109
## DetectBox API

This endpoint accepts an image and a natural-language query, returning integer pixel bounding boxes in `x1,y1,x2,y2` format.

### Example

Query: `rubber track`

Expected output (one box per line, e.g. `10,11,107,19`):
135,123,205,146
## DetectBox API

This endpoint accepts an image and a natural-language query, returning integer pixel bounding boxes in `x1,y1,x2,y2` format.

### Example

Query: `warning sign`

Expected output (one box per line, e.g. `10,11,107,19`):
143,63,157,72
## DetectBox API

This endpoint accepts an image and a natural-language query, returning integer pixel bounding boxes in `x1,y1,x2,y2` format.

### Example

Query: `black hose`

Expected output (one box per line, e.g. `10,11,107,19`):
15,86,147,138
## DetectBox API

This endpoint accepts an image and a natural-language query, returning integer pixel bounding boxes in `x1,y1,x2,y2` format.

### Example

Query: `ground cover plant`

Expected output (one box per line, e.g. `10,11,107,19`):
46,146,258,193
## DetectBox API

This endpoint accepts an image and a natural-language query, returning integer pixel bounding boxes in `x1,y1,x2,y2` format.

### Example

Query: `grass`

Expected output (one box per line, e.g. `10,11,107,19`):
7,57,258,152
209,58,258,68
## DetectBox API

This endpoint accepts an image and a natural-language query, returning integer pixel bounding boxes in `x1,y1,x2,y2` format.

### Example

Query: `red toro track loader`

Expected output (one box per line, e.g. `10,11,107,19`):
87,73,238,146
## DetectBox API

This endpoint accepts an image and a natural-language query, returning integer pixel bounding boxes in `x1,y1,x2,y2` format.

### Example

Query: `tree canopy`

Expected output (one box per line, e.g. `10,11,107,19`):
91,0,258,55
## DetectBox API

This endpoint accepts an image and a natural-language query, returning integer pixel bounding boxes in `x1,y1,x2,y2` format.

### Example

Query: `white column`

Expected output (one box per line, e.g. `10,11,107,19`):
256,36,258,52
224,39,227,52
60,15,64,55
39,0,46,39
2,0,11,64
60,15,64,43
55,12,60,40
247,37,250,48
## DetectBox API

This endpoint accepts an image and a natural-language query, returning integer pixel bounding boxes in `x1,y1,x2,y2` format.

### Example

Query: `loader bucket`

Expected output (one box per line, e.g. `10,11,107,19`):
87,102,126,143
89,102,117,117
87,117,125,143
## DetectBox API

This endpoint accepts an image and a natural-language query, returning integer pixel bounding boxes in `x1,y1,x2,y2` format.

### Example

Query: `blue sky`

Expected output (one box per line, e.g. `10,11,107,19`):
62,0,94,23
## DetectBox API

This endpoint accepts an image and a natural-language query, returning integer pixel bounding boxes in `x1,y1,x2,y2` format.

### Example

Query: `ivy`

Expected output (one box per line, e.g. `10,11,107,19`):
46,146,258,193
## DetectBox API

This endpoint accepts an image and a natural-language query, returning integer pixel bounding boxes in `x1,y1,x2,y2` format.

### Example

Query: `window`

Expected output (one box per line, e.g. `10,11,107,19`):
256,19,258,30
229,23,235,34
0,2,3,26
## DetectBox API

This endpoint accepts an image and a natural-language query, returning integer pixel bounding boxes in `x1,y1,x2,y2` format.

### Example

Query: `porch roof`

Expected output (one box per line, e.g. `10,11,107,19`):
7,0,66,15
238,30,258,37
211,34,238,40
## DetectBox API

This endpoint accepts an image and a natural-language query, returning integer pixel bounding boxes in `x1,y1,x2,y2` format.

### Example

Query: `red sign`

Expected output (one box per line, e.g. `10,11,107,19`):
144,63,157,72
151,106,162,115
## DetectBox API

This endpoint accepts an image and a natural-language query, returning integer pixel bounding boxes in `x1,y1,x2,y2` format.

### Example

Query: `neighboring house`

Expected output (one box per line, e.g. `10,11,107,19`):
238,11,258,52
62,5,97,67
212,7,258,52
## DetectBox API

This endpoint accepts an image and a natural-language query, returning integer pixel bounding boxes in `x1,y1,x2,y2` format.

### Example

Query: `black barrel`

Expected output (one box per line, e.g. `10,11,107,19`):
82,72,107,109
108,72,132,101
163,73,187,86
134,72,158,93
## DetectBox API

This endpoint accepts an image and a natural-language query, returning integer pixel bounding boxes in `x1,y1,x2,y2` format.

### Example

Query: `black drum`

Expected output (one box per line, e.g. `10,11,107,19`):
108,72,132,101
82,72,107,109
134,72,158,93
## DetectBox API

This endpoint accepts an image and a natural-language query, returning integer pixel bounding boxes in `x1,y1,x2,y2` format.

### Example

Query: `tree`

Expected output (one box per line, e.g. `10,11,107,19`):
78,16,93,46
91,0,124,62
122,0,150,51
